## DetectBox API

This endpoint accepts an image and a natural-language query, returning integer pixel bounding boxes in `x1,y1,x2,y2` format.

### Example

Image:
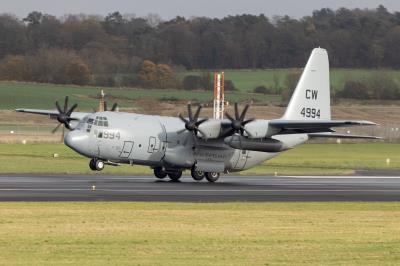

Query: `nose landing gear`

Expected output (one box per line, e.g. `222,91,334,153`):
89,158,104,171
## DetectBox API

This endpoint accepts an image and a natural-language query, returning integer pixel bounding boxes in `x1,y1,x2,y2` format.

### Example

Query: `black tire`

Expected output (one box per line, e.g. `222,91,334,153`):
191,169,205,181
168,171,182,182
205,172,220,182
95,160,105,171
89,159,96,171
154,167,167,179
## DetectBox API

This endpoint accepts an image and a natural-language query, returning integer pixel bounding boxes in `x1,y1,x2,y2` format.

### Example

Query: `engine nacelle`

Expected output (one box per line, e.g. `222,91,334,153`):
197,120,223,139
243,120,280,138
224,136,290,153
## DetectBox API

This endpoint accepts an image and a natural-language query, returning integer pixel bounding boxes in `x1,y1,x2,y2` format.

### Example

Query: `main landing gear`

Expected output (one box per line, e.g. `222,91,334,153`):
205,172,220,182
191,167,205,181
154,167,182,182
191,167,220,182
89,158,104,171
153,167,220,182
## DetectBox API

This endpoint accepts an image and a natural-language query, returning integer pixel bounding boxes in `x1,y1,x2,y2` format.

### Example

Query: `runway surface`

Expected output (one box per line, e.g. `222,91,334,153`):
1,174,400,201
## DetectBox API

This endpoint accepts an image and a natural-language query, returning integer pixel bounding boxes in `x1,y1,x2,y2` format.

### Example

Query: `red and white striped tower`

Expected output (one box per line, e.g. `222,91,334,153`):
213,72,225,119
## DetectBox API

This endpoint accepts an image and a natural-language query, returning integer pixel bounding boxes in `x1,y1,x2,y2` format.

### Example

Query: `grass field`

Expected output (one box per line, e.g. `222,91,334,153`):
0,143,398,175
183,68,400,92
2,68,400,110
0,202,399,265
0,81,280,110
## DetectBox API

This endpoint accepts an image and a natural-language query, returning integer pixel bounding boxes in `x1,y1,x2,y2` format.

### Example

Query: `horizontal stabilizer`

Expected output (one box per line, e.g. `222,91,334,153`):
308,133,381,139
270,119,377,130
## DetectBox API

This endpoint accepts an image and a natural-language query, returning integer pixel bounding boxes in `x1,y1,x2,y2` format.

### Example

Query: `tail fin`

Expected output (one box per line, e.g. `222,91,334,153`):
283,48,330,120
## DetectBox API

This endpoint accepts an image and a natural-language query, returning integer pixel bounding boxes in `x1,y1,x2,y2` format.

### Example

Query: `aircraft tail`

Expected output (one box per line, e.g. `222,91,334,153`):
283,48,330,120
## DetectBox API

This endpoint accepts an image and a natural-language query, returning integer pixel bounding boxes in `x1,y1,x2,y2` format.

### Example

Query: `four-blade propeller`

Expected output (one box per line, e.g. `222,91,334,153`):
52,96,79,133
224,103,254,137
178,104,208,140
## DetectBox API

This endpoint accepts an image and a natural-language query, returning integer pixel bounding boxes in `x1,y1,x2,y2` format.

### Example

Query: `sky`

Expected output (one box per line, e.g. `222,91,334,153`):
2,0,400,19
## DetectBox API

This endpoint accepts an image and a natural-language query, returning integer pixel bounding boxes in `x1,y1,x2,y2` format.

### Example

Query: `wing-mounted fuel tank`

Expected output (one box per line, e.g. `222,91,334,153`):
224,135,290,153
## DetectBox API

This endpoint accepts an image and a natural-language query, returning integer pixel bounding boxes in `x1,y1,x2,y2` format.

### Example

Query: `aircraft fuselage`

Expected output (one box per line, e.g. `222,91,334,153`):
65,111,308,173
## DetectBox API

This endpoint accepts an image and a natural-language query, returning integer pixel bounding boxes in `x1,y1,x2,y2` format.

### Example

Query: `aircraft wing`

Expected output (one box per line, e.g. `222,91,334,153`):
15,108,89,120
308,133,380,139
269,119,377,134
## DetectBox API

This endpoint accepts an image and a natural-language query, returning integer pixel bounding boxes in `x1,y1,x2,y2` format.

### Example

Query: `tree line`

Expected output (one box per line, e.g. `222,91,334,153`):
0,5,400,87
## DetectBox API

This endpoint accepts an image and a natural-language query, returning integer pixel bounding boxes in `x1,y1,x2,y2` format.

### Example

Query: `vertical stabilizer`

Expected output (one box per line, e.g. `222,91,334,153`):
283,48,330,120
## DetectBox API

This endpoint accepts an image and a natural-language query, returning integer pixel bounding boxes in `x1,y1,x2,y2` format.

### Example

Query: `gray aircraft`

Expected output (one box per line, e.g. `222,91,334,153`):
17,48,379,182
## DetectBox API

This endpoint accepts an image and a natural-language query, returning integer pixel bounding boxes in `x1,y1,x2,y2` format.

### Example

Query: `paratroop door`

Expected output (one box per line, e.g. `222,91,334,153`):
234,149,249,170
120,141,134,158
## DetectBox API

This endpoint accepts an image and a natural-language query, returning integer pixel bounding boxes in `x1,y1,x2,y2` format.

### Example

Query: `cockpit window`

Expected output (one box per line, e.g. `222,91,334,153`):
93,116,109,128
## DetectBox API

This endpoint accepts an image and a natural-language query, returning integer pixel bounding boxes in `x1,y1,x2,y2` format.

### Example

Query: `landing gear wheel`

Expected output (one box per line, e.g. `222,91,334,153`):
89,159,96,171
95,160,104,171
205,172,220,182
168,171,182,182
191,168,205,181
154,167,167,179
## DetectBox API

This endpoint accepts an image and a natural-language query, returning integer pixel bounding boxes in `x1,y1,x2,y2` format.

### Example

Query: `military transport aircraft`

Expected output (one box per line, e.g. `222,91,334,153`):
16,48,379,182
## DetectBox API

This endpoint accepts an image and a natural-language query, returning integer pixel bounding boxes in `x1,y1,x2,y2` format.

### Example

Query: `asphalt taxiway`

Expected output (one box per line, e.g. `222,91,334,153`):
1,174,400,201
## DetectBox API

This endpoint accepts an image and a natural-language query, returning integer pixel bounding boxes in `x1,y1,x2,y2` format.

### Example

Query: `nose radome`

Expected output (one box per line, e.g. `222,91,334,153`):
64,130,89,156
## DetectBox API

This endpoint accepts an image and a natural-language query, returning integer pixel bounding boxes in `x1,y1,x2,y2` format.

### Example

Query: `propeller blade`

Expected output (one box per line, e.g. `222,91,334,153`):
240,104,250,121
64,122,72,130
234,102,239,120
225,112,235,122
192,131,198,146
195,118,208,126
242,119,255,126
193,105,202,121
64,96,69,113
55,101,62,113
66,117,80,122
51,123,62,134
111,103,118,111
187,104,193,121
66,103,78,116
238,134,243,149
177,128,186,134
178,114,189,124
221,128,234,138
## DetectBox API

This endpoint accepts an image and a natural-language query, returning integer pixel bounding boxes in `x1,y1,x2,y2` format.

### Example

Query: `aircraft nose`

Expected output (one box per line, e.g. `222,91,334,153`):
64,130,89,156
